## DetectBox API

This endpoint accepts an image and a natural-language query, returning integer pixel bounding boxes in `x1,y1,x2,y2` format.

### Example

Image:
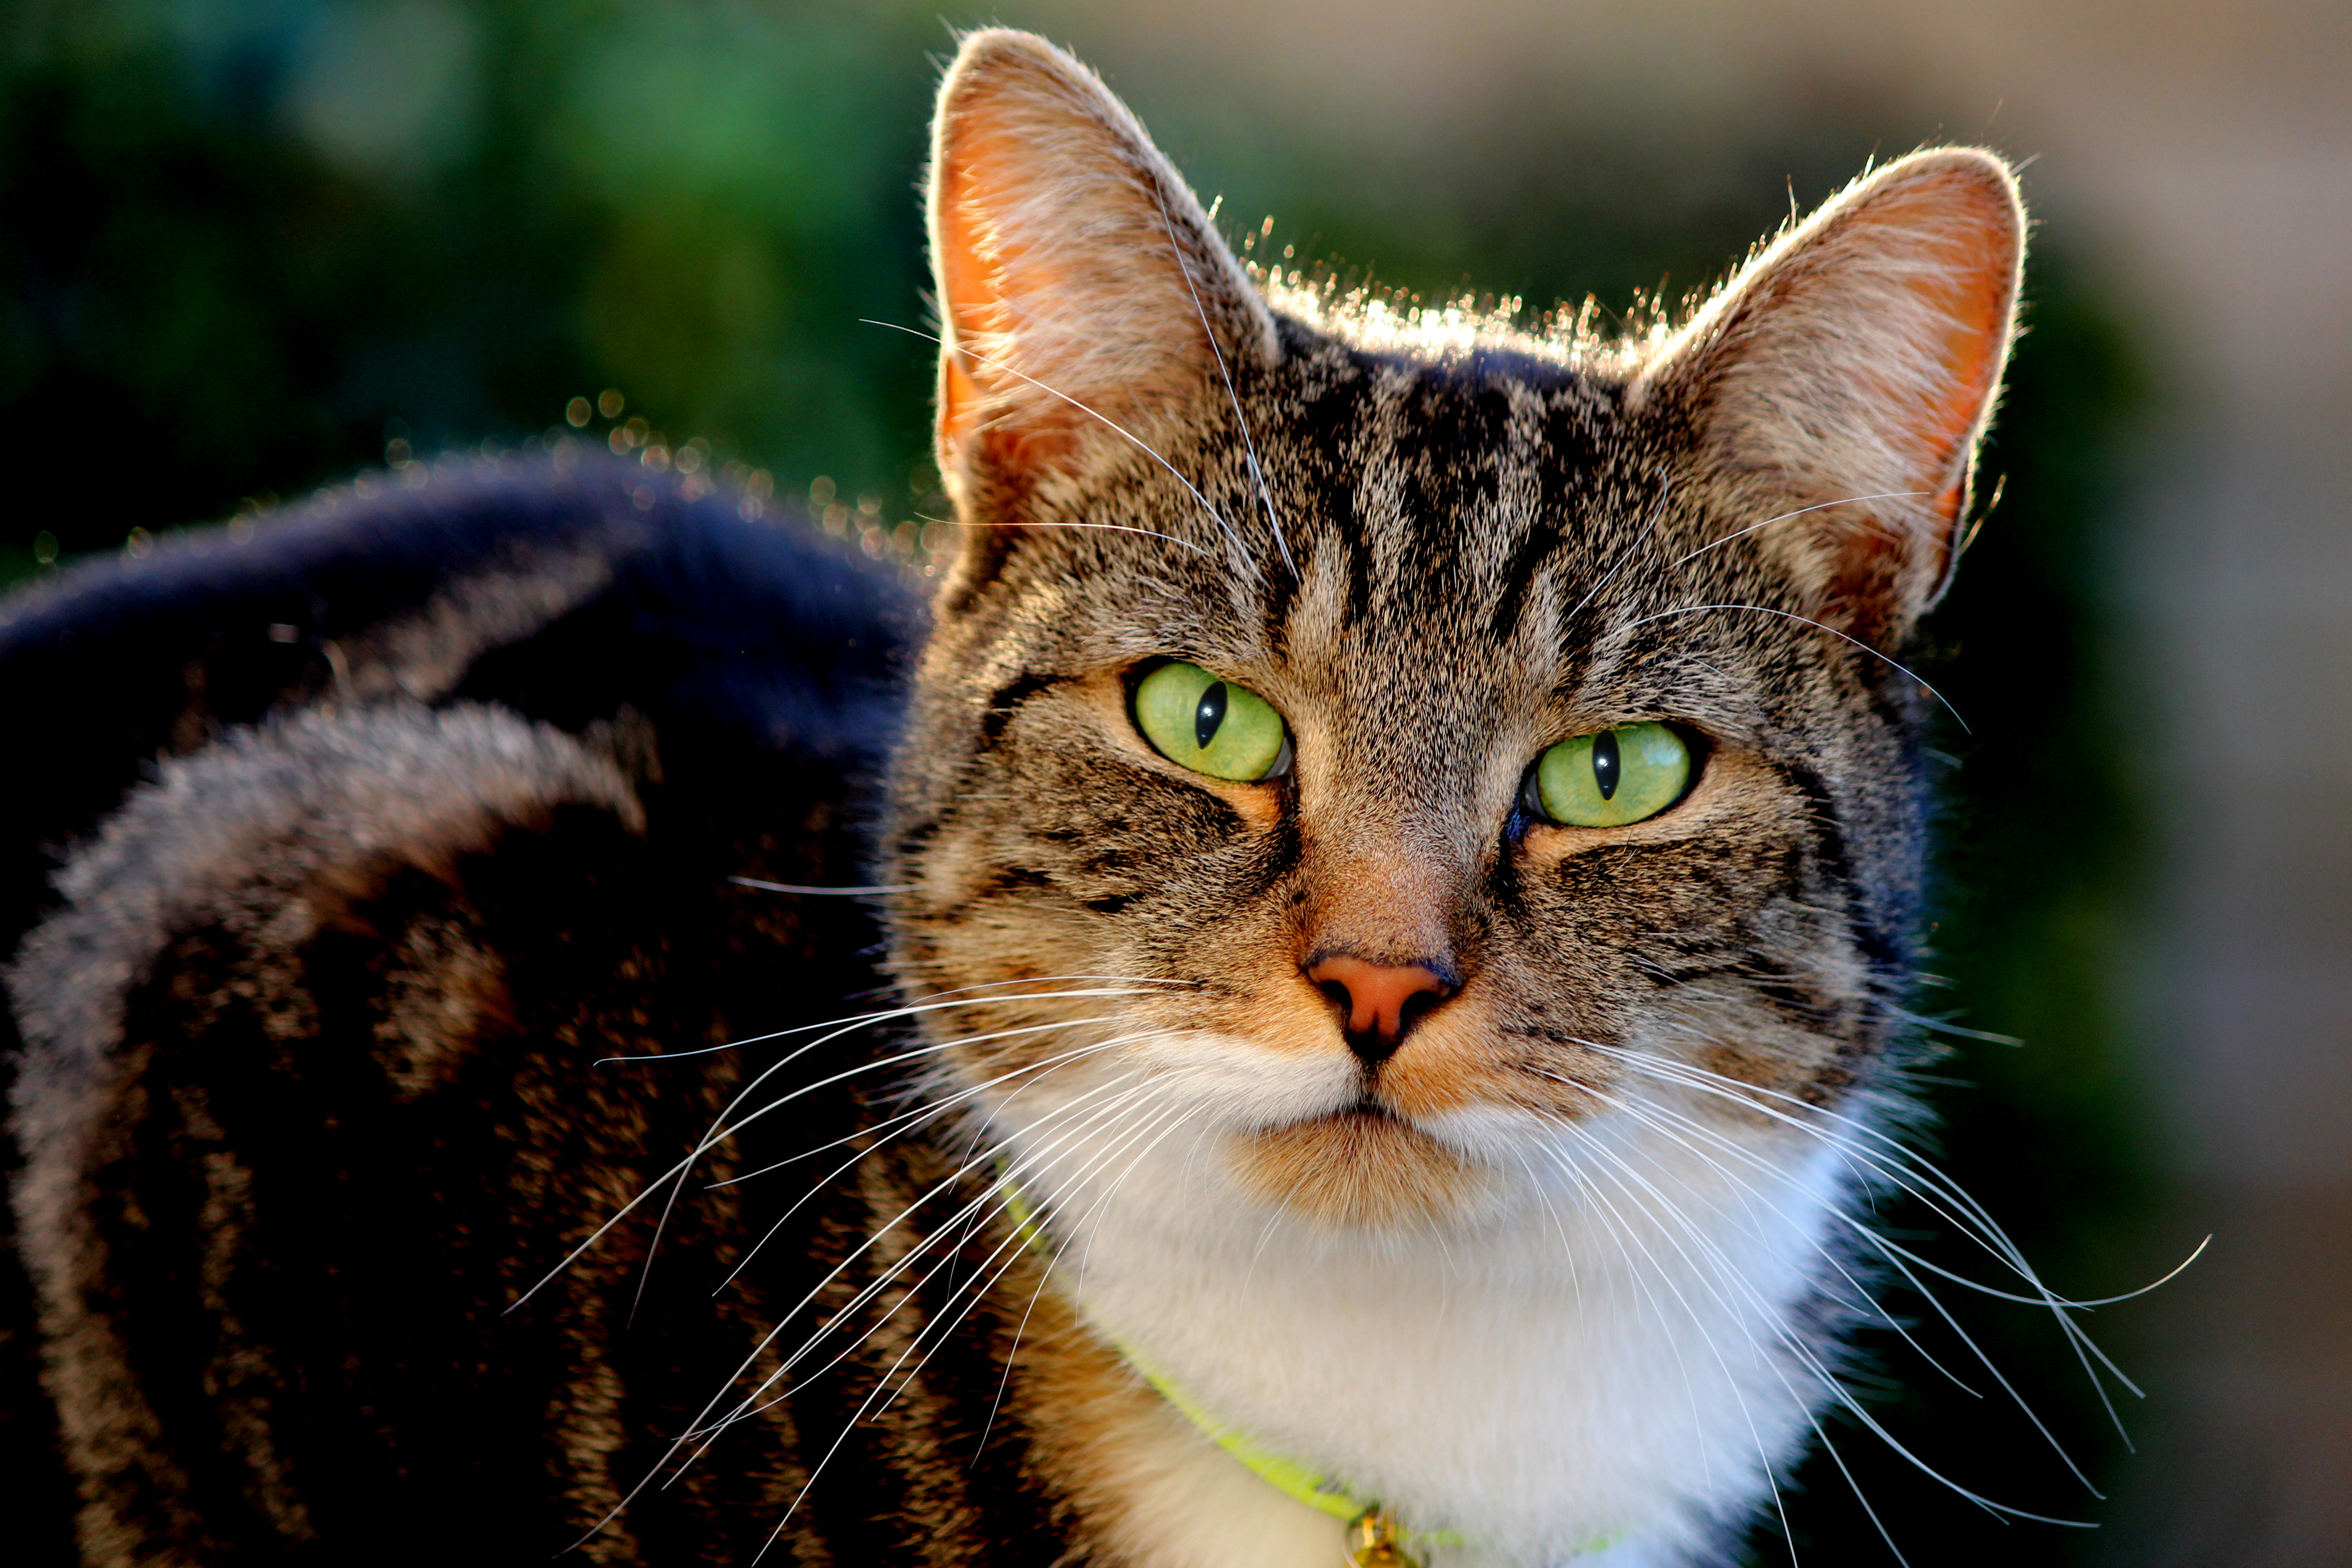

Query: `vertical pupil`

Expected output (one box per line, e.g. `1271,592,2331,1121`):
1591,729,1621,800
1194,682,1228,750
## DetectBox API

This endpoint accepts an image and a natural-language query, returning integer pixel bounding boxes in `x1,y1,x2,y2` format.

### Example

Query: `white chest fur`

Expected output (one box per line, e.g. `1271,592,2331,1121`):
1009,1102,1849,1568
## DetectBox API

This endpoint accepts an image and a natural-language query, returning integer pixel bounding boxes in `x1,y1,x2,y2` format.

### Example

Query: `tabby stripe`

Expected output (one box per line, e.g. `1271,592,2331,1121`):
980,672,1069,745
1773,759,1906,980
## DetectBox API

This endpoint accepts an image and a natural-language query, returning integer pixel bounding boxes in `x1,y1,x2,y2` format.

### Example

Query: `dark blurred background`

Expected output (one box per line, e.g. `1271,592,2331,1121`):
3,1,2344,1564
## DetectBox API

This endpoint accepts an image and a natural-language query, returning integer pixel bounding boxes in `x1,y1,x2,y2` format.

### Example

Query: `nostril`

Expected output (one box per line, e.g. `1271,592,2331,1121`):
1303,953,1458,1064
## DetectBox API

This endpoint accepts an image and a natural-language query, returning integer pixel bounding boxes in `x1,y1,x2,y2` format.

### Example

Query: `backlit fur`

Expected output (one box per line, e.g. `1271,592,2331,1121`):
890,30,2024,1564
0,30,2029,1568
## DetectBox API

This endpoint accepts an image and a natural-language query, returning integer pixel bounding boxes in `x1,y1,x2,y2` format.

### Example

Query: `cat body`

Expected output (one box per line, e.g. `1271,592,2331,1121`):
1,29,2025,1567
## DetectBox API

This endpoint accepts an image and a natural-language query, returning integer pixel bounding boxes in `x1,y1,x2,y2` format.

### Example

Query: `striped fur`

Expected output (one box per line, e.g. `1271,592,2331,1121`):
888,29,2024,1566
2,28,2024,1568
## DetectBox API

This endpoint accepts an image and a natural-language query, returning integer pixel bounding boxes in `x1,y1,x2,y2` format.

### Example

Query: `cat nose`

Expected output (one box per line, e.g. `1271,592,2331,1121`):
1304,954,1458,1066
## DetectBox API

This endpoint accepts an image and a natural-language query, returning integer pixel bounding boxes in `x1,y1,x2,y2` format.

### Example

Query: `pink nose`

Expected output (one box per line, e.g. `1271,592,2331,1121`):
1304,954,1456,1061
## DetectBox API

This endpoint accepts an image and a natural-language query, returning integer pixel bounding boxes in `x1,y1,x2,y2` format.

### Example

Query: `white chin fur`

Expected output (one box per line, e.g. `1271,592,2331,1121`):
980,1034,1854,1566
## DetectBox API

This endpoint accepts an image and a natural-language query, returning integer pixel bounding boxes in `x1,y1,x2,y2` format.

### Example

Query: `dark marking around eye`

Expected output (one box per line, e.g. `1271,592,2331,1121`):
1195,682,1228,749
1775,759,1905,980
981,672,1065,744
1592,729,1621,800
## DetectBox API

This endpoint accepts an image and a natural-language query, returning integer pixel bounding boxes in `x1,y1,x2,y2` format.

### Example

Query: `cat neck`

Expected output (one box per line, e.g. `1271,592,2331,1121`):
1008,1106,1849,1567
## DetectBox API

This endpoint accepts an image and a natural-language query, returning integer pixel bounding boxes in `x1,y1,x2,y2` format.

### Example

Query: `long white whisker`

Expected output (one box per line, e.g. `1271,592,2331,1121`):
1587,1044,2150,1450
591,977,1189,1064
557,996,1161,1317
1587,1046,2071,1298
859,318,1250,569
874,1090,1205,1424
1669,492,1932,569
1149,185,1296,582
1619,602,1970,732
1542,1106,2093,1530
1557,1074,1983,1398
559,1059,1164,1551
708,1025,1172,1296
717,1086,1175,1560
725,1079,1169,1435
700,1054,1179,1434
1560,473,1675,630
737,1080,1199,1554
1528,1125,1723,1496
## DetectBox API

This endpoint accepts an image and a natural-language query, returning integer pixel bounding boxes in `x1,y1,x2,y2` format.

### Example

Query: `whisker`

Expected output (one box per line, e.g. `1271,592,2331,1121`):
1584,1043,2154,1451
871,1090,1205,1426
1600,1045,2151,1337
859,318,1250,570
729,876,914,895
524,987,1176,1311
1527,1122,1724,1493
1560,473,1675,630
695,1054,1180,1430
708,1030,1157,1296
630,1019,1118,1323
587,1067,1168,1542
1553,1074,1983,1398
590,977,1187,1063
727,1094,1193,1563
1669,492,1932,569
1149,184,1297,582
971,1103,1218,1460
719,1081,1168,1437
1618,602,1970,733
1537,1105,2095,1530
715,1086,1195,1514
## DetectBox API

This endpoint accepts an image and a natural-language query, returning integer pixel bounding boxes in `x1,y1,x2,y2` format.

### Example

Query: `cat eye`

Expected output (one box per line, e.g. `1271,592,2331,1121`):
1525,722,1694,828
1132,660,1292,782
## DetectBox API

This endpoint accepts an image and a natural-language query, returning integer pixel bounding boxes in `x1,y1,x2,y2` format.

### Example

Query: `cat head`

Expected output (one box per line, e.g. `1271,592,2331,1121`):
886,30,2023,1230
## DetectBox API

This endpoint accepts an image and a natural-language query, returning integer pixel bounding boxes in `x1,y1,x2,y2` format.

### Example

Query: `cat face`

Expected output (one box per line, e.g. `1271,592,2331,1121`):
886,31,2021,1230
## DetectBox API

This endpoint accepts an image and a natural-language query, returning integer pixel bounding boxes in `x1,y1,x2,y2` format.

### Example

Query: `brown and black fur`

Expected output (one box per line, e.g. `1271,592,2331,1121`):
0,456,1090,1563
4,27,2025,1568
891,32,2014,1233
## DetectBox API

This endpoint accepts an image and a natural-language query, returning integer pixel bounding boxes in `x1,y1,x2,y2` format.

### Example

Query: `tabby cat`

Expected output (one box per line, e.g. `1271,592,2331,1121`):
0,27,2032,1568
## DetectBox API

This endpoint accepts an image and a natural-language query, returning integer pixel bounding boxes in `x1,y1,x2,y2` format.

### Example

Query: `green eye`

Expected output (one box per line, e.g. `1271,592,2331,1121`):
1529,722,1693,827
1133,660,1291,782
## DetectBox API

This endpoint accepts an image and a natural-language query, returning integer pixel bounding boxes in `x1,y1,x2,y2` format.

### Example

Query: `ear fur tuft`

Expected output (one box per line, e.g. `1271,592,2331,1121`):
927,30,1274,504
1639,147,2026,645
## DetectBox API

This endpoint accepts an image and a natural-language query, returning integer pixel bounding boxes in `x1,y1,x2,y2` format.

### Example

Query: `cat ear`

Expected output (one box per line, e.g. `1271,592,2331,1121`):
927,30,1275,503
1635,148,2025,646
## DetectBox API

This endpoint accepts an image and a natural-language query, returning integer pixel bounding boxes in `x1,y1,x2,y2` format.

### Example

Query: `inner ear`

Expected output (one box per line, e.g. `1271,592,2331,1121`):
1639,148,2025,647
926,30,1275,509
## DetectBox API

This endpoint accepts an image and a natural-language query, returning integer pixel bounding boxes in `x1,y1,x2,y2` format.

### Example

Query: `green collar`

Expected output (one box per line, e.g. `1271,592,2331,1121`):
997,1176,1619,1563
999,1177,1457,1555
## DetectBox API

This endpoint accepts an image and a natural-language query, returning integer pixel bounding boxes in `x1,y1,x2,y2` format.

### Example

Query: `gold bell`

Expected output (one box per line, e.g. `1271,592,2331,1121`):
1347,1506,1421,1568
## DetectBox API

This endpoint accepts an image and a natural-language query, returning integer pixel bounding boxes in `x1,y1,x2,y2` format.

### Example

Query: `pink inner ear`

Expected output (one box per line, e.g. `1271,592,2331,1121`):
933,109,1084,474
928,34,1252,501
1767,158,2021,644
1871,173,2019,524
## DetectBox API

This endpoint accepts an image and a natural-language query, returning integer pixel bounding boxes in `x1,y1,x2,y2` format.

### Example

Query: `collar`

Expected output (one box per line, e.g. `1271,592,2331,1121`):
996,1175,1620,1566
999,1176,1451,1563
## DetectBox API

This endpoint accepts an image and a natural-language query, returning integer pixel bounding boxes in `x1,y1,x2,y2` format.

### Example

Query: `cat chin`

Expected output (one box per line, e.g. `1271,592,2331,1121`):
1048,1106,1852,1565
1227,1108,1503,1228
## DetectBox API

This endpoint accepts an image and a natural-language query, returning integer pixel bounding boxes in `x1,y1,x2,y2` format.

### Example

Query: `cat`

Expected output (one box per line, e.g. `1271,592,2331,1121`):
0,25,2034,1568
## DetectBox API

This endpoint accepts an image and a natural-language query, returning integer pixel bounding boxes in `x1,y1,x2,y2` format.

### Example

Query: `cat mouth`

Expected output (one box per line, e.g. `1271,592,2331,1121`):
1231,1100,1483,1225
1287,1094,1418,1139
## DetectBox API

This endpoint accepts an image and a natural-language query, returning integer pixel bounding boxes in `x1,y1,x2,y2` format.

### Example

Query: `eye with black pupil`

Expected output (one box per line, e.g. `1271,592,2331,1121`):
1525,721,1694,828
1195,682,1228,749
1131,660,1291,783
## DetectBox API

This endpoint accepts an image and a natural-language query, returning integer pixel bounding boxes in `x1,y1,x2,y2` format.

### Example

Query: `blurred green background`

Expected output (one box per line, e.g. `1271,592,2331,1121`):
0,1,2154,1562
